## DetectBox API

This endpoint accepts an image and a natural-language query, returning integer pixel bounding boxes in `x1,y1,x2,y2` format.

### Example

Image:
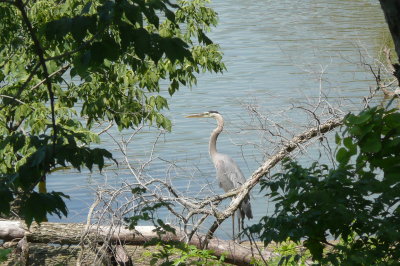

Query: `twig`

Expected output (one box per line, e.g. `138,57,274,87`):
0,95,26,105
77,192,102,266
29,64,70,91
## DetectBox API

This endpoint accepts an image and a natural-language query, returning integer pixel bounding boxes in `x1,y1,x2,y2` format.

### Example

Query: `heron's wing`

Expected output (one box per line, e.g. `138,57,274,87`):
215,159,233,190
214,157,245,191
215,156,253,219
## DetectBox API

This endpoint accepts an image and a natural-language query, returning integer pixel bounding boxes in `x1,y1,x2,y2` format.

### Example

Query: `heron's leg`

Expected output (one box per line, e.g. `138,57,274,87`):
232,213,235,241
238,215,241,241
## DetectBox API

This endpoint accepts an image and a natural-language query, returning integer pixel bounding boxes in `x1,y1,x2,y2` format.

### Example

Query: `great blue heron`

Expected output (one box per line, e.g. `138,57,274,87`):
186,111,253,239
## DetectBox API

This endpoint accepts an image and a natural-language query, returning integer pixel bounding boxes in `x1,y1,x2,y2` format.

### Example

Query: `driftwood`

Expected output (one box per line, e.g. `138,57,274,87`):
12,236,29,265
0,219,274,265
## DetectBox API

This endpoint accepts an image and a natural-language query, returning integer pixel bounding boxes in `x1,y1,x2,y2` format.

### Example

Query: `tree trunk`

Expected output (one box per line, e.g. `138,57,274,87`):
379,0,400,82
0,220,274,265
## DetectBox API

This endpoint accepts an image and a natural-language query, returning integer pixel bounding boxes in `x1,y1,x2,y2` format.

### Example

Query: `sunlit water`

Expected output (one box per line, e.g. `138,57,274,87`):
47,0,389,239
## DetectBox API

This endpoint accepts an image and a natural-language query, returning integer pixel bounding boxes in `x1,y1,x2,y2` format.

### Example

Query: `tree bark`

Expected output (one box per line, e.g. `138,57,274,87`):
114,245,133,266
379,0,400,82
0,219,274,265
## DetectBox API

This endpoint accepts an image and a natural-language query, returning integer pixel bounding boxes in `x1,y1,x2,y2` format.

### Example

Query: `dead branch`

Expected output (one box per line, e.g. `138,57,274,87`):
204,117,343,241
0,220,275,265
93,112,343,251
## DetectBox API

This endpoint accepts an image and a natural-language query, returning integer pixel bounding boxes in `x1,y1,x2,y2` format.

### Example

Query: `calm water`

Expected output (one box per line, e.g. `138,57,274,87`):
48,0,388,238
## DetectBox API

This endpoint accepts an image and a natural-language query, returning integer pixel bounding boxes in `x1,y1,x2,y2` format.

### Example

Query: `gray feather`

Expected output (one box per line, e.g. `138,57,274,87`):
213,153,253,219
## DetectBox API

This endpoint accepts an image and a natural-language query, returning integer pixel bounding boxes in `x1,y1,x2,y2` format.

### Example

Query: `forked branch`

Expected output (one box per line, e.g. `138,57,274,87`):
203,117,343,242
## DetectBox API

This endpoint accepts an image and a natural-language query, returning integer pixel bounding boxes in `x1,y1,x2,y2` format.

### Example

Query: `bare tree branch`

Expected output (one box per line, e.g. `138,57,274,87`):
204,117,343,242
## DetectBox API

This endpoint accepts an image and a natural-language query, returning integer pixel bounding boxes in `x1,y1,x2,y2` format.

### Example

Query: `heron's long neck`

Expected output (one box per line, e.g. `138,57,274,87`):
209,116,224,160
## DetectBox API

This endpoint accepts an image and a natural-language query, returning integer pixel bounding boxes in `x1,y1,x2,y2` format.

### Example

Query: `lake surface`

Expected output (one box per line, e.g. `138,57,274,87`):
48,0,389,239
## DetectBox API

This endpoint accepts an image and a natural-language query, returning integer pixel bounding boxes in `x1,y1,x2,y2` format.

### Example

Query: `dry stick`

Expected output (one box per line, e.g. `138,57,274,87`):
203,117,343,244
77,192,102,266
383,47,396,75
184,213,209,243
0,95,26,105
29,64,70,91
243,228,269,265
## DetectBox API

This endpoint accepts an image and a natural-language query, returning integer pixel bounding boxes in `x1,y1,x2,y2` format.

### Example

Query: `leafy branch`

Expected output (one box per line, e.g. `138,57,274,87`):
0,0,225,226
14,0,57,155
249,106,400,263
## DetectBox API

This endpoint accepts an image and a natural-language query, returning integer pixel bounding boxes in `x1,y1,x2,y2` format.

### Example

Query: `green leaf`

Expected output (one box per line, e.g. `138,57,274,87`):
348,124,362,136
198,29,213,45
81,2,92,14
343,137,357,155
124,2,143,26
98,0,115,24
164,8,175,22
335,132,341,145
304,239,324,261
0,186,13,216
360,133,382,153
0,249,12,263
343,137,353,150
336,147,350,164
162,37,192,63
71,15,96,42
30,146,46,167
142,5,159,28
384,112,400,128
132,28,151,59
157,219,176,234
353,112,372,125
44,17,73,40
22,192,69,227
1,0,224,231
132,187,146,195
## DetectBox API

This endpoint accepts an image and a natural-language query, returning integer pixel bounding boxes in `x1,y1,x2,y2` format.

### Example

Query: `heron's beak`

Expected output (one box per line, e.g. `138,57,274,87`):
185,113,206,118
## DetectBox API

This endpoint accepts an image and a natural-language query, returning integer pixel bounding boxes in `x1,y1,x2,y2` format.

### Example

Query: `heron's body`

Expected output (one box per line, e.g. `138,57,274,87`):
186,111,252,239
212,152,253,219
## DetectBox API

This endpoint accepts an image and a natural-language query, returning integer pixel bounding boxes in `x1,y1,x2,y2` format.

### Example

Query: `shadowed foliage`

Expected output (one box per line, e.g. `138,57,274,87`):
0,0,224,226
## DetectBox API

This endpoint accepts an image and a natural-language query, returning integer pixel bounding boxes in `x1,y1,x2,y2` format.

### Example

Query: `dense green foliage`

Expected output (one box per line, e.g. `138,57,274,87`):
0,248,12,263
250,106,400,264
144,242,225,266
0,0,224,226
267,240,311,266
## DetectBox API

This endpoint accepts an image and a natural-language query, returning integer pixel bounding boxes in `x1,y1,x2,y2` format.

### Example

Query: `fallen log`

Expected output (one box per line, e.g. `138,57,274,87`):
0,219,274,265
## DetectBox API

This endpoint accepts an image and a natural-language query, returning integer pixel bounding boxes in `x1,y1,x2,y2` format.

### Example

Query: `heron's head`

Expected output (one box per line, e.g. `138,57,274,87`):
185,111,220,119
